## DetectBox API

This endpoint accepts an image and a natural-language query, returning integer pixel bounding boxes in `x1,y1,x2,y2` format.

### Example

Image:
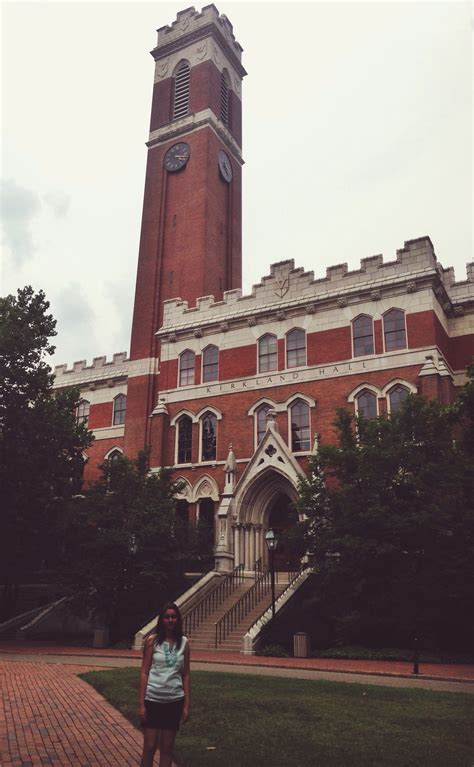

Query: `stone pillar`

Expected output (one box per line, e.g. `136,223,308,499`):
255,525,261,564
249,525,255,569
233,525,240,567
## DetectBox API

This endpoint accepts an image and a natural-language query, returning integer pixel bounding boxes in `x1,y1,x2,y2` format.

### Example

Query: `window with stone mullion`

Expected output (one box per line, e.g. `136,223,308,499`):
356,390,377,419
203,345,218,383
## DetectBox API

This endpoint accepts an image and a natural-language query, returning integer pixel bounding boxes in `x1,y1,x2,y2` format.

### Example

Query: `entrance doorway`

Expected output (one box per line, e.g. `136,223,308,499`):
267,493,301,571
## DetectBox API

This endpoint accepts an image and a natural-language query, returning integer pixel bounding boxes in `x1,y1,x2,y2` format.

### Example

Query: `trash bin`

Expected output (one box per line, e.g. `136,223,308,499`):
293,632,310,658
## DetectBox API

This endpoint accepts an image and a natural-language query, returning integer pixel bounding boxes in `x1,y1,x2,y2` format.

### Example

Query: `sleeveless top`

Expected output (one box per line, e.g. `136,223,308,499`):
145,636,188,703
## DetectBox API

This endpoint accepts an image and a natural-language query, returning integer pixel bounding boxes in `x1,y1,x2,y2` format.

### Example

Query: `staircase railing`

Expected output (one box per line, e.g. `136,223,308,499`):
246,566,309,634
253,557,263,581
183,564,244,636
215,569,272,647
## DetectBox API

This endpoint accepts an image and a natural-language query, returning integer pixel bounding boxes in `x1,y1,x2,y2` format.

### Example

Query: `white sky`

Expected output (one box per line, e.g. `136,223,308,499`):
1,0,472,366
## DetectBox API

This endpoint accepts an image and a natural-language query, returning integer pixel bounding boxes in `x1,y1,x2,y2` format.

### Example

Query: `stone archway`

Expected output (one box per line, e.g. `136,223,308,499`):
231,467,301,571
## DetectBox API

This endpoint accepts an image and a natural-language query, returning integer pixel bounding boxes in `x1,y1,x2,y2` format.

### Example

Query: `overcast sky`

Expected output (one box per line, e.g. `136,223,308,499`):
1,1,472,367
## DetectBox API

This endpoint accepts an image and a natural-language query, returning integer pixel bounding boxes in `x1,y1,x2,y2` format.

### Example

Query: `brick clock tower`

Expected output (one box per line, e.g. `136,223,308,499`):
124,5,246,461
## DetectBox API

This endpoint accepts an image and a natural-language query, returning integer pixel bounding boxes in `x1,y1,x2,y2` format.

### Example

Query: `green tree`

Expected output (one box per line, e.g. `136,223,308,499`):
0,286,92,618
58,452,192,642
297,385,474,651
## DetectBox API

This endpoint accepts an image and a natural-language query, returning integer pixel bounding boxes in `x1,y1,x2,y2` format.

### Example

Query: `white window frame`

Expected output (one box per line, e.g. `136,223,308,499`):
201,344,219,384
257,333,278,374
179,349,196,387
287,398,312,454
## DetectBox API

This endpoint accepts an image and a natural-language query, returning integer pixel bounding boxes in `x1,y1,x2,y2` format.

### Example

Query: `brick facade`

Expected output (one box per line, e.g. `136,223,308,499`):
53,6,474,572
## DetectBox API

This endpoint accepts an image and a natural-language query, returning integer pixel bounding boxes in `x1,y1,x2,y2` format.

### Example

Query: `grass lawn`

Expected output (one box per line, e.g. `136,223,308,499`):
80,668,473,767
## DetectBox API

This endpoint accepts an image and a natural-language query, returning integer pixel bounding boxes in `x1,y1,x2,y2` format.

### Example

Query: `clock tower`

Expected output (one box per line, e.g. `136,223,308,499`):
124,5,246,460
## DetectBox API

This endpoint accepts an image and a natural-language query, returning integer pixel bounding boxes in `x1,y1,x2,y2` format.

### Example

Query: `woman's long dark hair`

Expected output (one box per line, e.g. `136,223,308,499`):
154,602,184,649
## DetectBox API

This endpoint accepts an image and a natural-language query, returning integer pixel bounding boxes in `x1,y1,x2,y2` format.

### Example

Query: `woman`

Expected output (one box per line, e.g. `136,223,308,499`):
139,602,190,767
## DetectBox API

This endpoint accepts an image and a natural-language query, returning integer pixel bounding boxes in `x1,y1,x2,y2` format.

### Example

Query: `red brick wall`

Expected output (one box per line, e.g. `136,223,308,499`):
307,326,352,365
88,402,113,430
374,320,383,354
150,78,173,131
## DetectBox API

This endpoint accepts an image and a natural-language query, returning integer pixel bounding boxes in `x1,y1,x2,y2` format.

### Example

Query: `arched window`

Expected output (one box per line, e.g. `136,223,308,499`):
220,69,231,127
388,385,409,414
352,315,374,357
179,350,195,386
256,403,271,444
76,399,90,426
202,345,218,383
355,389,377,419
258,334,277,373
113,394,127,425
173,61,190,120
290,400,311,452
384,309,406,351
177,415,193,464
201,411,217,461
286,329,306,368
107,448,122,463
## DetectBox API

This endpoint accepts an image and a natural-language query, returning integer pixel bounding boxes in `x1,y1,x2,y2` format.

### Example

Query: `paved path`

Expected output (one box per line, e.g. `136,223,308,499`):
0,660,144,767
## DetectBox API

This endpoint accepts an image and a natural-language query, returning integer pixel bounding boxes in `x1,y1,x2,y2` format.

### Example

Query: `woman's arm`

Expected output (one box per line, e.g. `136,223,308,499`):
138,635,155,723
181,640,191,723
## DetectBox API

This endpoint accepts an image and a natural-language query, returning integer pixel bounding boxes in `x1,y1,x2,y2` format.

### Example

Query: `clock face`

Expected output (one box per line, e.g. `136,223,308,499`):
218,150,233,183
164,142,190,172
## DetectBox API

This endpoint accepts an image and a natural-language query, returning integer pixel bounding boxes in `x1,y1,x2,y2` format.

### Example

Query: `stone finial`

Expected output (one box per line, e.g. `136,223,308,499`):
224,443,236,474
223,444,236,494
266,410,279,434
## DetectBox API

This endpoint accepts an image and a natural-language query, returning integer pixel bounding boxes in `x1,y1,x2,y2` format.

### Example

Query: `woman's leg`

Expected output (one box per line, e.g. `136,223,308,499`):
158,729,177,767
141,727,159,767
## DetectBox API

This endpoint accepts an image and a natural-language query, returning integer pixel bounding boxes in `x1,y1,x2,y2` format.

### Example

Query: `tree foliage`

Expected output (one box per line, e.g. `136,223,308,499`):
57,452,196,641
0,287,92,617
297,379,474,651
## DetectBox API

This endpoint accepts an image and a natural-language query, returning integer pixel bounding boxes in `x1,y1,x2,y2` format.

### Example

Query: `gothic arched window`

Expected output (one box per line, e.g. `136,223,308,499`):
355,389,377,419
388,384,409,414
179,350,195,386
220,69,231,127
202,345,219,383
258,334,277,373
177,415,193,464
173,61,191,120
352,315,374,357
107,448,122,463
384,309,407,351
286,328,306,368
113,394,127,425
256,403,271,444
201,411,217,462
76,399,90,426
290,400,311,452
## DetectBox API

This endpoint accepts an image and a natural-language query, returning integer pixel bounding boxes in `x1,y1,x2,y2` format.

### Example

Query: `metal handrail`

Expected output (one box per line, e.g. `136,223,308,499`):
183,563,244,636
215,569,272,647
246,567,309,633
253,557,263,581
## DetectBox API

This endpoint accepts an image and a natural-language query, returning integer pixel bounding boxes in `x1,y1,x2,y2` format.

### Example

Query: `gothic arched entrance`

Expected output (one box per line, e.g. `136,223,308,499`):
267,492,301,571
231,468,303,572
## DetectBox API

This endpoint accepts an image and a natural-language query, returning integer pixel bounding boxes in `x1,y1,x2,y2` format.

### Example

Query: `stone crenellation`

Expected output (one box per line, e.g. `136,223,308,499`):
156,5,243,60
54,352,128,382
160,237,474,331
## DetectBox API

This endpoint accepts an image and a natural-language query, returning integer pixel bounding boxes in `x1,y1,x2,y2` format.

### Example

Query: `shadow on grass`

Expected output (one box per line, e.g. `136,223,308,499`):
80,668,473,767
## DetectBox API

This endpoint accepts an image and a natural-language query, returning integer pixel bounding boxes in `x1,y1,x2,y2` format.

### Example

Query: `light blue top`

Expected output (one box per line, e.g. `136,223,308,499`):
145,636,188,703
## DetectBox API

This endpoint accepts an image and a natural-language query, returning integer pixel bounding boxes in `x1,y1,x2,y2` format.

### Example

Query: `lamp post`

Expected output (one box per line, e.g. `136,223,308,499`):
265,529,278,618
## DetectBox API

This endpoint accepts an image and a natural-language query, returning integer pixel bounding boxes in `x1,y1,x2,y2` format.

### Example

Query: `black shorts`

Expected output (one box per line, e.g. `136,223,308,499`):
143,698,184,730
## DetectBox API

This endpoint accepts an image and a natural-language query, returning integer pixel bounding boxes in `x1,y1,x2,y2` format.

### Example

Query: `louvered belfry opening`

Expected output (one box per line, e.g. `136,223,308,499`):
173,61,191,120
220,70,230,126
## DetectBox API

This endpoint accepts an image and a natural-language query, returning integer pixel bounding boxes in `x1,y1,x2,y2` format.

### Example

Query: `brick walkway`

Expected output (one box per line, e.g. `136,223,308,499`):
0,660,144,766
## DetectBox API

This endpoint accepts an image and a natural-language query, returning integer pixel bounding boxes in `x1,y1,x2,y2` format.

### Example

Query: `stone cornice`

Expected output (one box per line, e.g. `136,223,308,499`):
152,22,246,80
147,109,243,163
